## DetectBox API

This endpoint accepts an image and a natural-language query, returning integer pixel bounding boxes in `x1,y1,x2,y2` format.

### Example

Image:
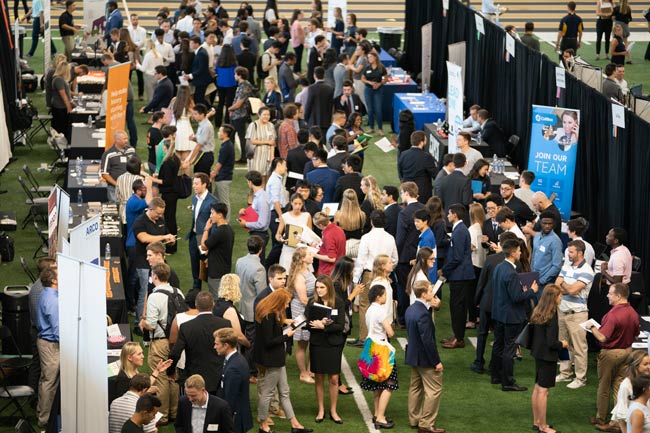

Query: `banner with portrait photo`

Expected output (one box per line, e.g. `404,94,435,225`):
527,105,580,219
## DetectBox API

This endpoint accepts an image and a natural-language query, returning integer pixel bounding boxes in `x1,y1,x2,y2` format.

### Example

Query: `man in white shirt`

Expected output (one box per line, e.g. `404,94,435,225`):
615,64,629,96
218,19,234,45
461,104,481,135
555,240,594,389
349,209,398,347
514,170,536,212
456,132,483,176
495,208,526,242
176,6,196,33
153,28,175,67
565,217,595,266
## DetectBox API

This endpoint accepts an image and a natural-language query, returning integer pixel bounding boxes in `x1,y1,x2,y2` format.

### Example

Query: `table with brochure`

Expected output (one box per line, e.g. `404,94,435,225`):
393,93,446,133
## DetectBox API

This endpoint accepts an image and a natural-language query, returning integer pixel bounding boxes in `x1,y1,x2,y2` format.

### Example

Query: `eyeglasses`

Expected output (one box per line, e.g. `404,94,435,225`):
486,206,497,211
500,186,512,191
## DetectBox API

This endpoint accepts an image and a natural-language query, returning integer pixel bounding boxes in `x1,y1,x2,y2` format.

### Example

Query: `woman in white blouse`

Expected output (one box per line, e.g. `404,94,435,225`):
468,203,487,328
137,39,164,102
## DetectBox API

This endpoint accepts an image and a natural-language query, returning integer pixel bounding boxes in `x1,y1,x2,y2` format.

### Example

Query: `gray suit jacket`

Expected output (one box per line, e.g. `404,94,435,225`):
235,254,267,322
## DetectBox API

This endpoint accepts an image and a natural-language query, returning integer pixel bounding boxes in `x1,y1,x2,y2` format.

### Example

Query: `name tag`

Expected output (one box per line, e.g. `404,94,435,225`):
366,69,372,74
120,156,127,163
331,309,338,316
207,424,219,431
539,245,546,253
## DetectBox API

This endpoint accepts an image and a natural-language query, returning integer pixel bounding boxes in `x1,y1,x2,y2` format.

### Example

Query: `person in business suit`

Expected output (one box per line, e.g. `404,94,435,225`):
477,109,510,157
333,154,363,203
481,196,504,253
398,131,437,204
491,239,539,391
326,135,350,175
381,186,400,238
529,284,568,433
405,280,445,433
334,80,366,117
187,173,218,290
307,35,326,84
438,204,475,349
434,154,454,184
470,231,519,374
395,181,426,326
304,66,334,137
214,328,253,433
306,149,340,204
433,153,472,223
167,292,232,395
188,36,212,106
140,66,174,114
175,374,235,433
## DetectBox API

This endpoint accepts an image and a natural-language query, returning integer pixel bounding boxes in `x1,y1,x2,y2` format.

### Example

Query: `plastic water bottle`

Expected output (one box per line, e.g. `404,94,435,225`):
104,243,111,261
498,159,504,174
68,208,73,225
492,154,498,172
77,189,83,205
87,115,92,128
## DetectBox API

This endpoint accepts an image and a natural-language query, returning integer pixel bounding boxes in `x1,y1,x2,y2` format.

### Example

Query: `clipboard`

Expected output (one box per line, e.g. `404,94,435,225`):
286,224,304,248
248,97,263,114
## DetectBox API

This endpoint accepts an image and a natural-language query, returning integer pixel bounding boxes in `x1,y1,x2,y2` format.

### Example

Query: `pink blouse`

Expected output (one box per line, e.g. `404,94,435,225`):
291,20,305,47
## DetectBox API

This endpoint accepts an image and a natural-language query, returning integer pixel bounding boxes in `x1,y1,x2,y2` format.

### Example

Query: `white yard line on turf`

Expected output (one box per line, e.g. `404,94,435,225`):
340,354,377,433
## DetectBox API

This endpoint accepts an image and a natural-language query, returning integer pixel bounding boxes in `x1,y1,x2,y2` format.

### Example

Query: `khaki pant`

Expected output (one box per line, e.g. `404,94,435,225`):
596,347,631,420
357,270,373,341
559,310,589,382
149,338,178,422
408,366,443,429
62,36,75,61
36,339,60,426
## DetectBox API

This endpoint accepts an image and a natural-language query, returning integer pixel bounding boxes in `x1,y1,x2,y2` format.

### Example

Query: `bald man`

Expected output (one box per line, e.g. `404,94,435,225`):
100,130,137,202
523,191,562,237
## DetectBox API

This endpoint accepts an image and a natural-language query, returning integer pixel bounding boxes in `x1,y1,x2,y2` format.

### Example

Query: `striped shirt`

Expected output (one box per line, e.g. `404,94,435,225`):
108,391,156,433
101,145,137,181
558,260,594,313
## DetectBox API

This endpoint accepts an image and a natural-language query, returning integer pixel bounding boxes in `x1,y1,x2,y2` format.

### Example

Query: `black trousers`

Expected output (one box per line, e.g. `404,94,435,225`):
265,210,282,268
243,320,257,375
559,37,579,60
136,70,144,97
231,117,248,161
491,321,523,386
194,151,214,178
473,309,493,370
596,18,613,55
161,192,178,253
293,45,304,73
395,263,411,325
215,86,237,127
449,279,474,341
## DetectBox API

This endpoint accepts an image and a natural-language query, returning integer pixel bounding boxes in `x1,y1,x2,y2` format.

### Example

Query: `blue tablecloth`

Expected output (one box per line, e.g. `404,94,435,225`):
379,49,397,67
393,93,446,133
382,68,418,130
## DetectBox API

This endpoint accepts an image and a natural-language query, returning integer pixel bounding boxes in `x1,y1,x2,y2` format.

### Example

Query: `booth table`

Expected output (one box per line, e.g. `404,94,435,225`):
65,160,108,203
393,93,446,133
69,124,106,159
69,202,123,258
379,48,397,67
69,107,101,124
101,257,127,326
382,68,419,130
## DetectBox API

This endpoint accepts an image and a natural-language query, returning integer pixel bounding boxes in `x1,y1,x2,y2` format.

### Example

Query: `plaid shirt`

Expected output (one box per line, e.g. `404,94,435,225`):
277,119,298,159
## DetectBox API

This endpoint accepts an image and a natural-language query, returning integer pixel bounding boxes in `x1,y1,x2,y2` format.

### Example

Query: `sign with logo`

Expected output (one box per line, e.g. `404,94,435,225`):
446,61,463,153
528,105,580,219
105,62,131,147
69,214,101,265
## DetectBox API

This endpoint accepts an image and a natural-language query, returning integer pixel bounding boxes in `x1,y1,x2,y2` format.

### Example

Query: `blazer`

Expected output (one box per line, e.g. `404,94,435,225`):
383,203,400,238
175,394,234,433
306,48,322,84
304,80,334,128
475,252,506,312
305,297,346,347
397,147,437,204
334,93,366,117
491,260,536,324
254,314,291,368
168,314,232,393
306,166,340,204
434,170,472,214
481,119,510,158
143,77,174,113
530,314,563,362
286,145,310,191
482,218,503,248
396,201,426,264
404,300,441,368
187,192,218,239
253,286,273,313
236,254,267,323
219,352,253,433
333,172,364,203
192,47,213,86
504,196,536,228
326,151,349,175
441,221,475,281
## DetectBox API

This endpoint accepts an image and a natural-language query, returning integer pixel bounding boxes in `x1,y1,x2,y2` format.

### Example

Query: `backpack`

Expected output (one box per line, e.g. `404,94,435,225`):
0,232,14,263
256,52,272,81
156,287,188,338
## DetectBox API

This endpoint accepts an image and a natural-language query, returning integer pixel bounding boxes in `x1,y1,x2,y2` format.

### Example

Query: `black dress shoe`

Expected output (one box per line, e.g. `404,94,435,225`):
291,428,314,433
329,414,343,424
502,384,528,392
470,363,485,374
339,388,353,395
490,377,502,385
374,420,395,429
373,416,394,423
259,429,275,433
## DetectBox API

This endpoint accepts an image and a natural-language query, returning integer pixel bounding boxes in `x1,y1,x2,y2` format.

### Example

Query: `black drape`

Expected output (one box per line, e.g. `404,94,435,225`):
403,0,438,76
0,0,17,141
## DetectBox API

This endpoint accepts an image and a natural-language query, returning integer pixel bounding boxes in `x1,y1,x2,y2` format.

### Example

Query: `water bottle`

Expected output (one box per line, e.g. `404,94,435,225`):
68,208,73,225
477,132,482,145
492,154,498,172
87,115,92,128
104,242,111,261
77,189,83,205
498,159,504,174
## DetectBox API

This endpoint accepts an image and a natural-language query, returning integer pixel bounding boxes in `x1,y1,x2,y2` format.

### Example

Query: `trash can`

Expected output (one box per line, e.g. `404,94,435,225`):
2,286,31,355
378,27,403,51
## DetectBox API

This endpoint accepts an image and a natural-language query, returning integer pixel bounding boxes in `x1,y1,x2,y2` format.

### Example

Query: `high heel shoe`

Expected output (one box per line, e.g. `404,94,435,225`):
329,413,343,424
338,387,353,395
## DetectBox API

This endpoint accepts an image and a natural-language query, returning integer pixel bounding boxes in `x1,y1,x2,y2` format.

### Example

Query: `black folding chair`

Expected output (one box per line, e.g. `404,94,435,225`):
21,165,53,197
15,418,36,433
32,222,49,259
19,257,36,284
17,177,48,229
0,327,34,426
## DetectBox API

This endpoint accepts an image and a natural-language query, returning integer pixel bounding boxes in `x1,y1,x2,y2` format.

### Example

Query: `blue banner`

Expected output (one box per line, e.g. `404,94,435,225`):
528,105,580,220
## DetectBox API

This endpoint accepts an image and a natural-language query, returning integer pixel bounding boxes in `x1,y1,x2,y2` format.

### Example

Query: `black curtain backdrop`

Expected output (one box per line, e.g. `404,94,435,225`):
0,0,17,139
405,0,650,293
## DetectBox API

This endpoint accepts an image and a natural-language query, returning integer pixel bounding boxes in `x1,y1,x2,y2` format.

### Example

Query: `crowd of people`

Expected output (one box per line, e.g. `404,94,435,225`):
16,0,648,433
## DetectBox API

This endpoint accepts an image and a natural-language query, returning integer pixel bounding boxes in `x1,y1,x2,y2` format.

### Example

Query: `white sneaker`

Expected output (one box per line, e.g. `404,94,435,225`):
555,374,573,382
567,379,586,389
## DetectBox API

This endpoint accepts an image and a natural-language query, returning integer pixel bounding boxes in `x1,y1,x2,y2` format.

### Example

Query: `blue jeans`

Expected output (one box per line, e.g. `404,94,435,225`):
136,268,150,320
126,100,138,148
364,85,384,130
27,16,56,56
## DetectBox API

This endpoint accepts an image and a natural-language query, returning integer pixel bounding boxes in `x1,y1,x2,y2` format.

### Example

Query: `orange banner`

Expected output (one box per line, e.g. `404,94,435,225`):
105,62,131,148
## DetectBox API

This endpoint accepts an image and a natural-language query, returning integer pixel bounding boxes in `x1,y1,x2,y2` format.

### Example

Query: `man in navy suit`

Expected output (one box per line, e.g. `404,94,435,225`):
187,173,218,290
304,66,334,136
215,328,253,433
305,149,339,204
175,374,235,433
253,264,287,312
188,35,212,106
434,153,472,224
438,204,475,349
140,66,174,113
490,239,539,391
405,280,445,433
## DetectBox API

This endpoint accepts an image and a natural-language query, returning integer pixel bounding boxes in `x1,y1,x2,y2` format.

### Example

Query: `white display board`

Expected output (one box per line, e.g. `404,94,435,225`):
421,23,432,90
69,214,100,265
58,254,108,433
446,61,464,154
84,0,107,44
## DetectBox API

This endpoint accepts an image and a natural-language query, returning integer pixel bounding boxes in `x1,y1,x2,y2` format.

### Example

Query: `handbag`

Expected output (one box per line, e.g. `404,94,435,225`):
357,337,395,382
515,322,532,350
175,174,192,199
245,122,258,159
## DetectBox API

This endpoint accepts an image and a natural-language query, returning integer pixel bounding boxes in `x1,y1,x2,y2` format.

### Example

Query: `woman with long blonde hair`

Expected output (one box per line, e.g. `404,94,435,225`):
213,274,250,347
287,247,317,383
113,342,171,403
334,188,366,237
263,76,283,121
51,60,73,141
360,175,382,231
169,85,195,152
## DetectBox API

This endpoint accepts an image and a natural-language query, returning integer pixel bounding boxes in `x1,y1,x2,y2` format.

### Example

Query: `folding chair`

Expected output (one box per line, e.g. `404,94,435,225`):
32,222,49,259
46,134,68,177
15,418,36,433
19,257,36,284
17,177,48,229
0,327,34,427
26,100,53,148
21,165,53,197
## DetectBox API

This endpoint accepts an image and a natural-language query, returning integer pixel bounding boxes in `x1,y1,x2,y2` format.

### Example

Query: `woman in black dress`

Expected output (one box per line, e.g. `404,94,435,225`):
306,275,346,423
157,143,191,253
530,284,568,433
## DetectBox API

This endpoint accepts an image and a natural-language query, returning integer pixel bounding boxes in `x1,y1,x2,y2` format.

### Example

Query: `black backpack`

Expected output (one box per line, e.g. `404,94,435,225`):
0,232,14,263
256,52,272,81
156,287,188,338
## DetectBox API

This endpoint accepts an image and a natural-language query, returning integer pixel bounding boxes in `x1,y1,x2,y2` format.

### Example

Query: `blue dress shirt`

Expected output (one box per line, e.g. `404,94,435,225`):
37,287,59,342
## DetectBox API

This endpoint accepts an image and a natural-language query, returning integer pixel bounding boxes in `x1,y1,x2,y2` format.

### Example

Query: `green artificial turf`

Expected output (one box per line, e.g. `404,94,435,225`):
0,31,637,433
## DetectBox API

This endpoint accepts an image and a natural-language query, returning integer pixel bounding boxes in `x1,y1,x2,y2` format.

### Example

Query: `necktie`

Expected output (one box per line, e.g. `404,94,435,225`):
493,221,498,233
346,98,351,114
